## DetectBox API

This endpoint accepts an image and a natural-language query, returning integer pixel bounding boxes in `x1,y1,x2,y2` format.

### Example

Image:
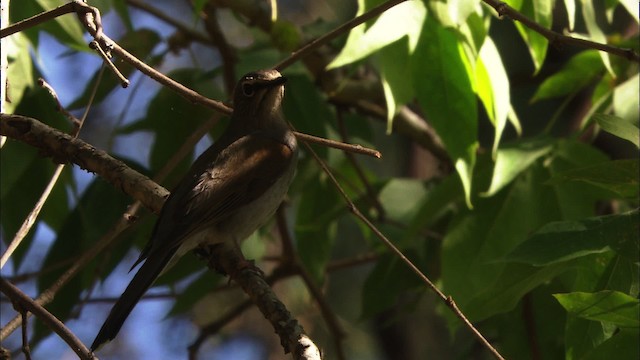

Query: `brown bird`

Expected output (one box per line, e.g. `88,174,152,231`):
92,69,298,351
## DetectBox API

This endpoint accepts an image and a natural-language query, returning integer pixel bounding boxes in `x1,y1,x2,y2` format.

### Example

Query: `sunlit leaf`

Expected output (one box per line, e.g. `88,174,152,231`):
476,38,511,156
618,0,639,22
564,0,576,30
327,0,426,69
580,0,614,75
613,73,639,123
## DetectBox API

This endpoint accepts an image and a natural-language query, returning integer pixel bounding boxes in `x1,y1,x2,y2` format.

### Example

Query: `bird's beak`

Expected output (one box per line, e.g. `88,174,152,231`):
258,76,286,90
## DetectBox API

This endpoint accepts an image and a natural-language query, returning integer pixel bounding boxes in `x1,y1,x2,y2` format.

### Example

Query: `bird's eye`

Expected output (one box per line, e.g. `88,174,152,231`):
242,82,255,97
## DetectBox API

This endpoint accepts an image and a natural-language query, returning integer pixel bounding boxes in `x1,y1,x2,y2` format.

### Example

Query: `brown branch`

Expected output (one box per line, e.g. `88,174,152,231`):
482,0,640,63
0,278,95,360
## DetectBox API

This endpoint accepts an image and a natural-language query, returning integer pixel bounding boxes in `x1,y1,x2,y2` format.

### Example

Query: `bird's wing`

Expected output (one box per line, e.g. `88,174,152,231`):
149,132,295,254
92,133,295,350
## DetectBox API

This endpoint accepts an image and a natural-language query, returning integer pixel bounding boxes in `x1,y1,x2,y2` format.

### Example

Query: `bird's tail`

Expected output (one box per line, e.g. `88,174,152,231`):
91,250,174,351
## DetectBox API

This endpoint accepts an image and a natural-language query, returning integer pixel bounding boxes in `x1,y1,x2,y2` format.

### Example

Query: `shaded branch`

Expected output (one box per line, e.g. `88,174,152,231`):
0,278,95,360
201,242,321,360
0,114,168,213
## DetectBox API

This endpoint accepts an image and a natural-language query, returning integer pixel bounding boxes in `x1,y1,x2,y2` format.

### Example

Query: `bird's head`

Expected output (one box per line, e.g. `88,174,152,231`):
232,69,287,122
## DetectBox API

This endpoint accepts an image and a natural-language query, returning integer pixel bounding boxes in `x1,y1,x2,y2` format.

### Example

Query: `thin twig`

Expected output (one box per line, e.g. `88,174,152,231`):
482,0,640,63
89,41,129,87
0,165,65,269
302,142,506,360
20,310,32,360
125,0,211,44
293,131,381,159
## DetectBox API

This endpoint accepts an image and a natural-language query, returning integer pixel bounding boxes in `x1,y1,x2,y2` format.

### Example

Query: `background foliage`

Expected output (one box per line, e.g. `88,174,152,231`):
1,0,638,359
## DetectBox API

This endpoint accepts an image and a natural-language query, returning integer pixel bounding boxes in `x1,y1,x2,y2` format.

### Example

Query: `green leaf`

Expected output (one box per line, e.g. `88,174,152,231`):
464,262,568,321
506,210,640,266
476,37,511,156
554,291,640,327
281,74,333,156
584,328,640,360
565,316,613,359
441,143,615,323
483,137,553,196
613,73,640,124
378,178,429,223
294,173,342,282
550,140,610,219
441,159,565,322
412,17,478,207
327,0,426,69
594,114,639,148
361,252,423,318
531,50,604,102
549,159,639,198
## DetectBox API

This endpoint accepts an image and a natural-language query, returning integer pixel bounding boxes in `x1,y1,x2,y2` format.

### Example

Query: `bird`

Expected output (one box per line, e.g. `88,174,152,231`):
91,69,298,351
